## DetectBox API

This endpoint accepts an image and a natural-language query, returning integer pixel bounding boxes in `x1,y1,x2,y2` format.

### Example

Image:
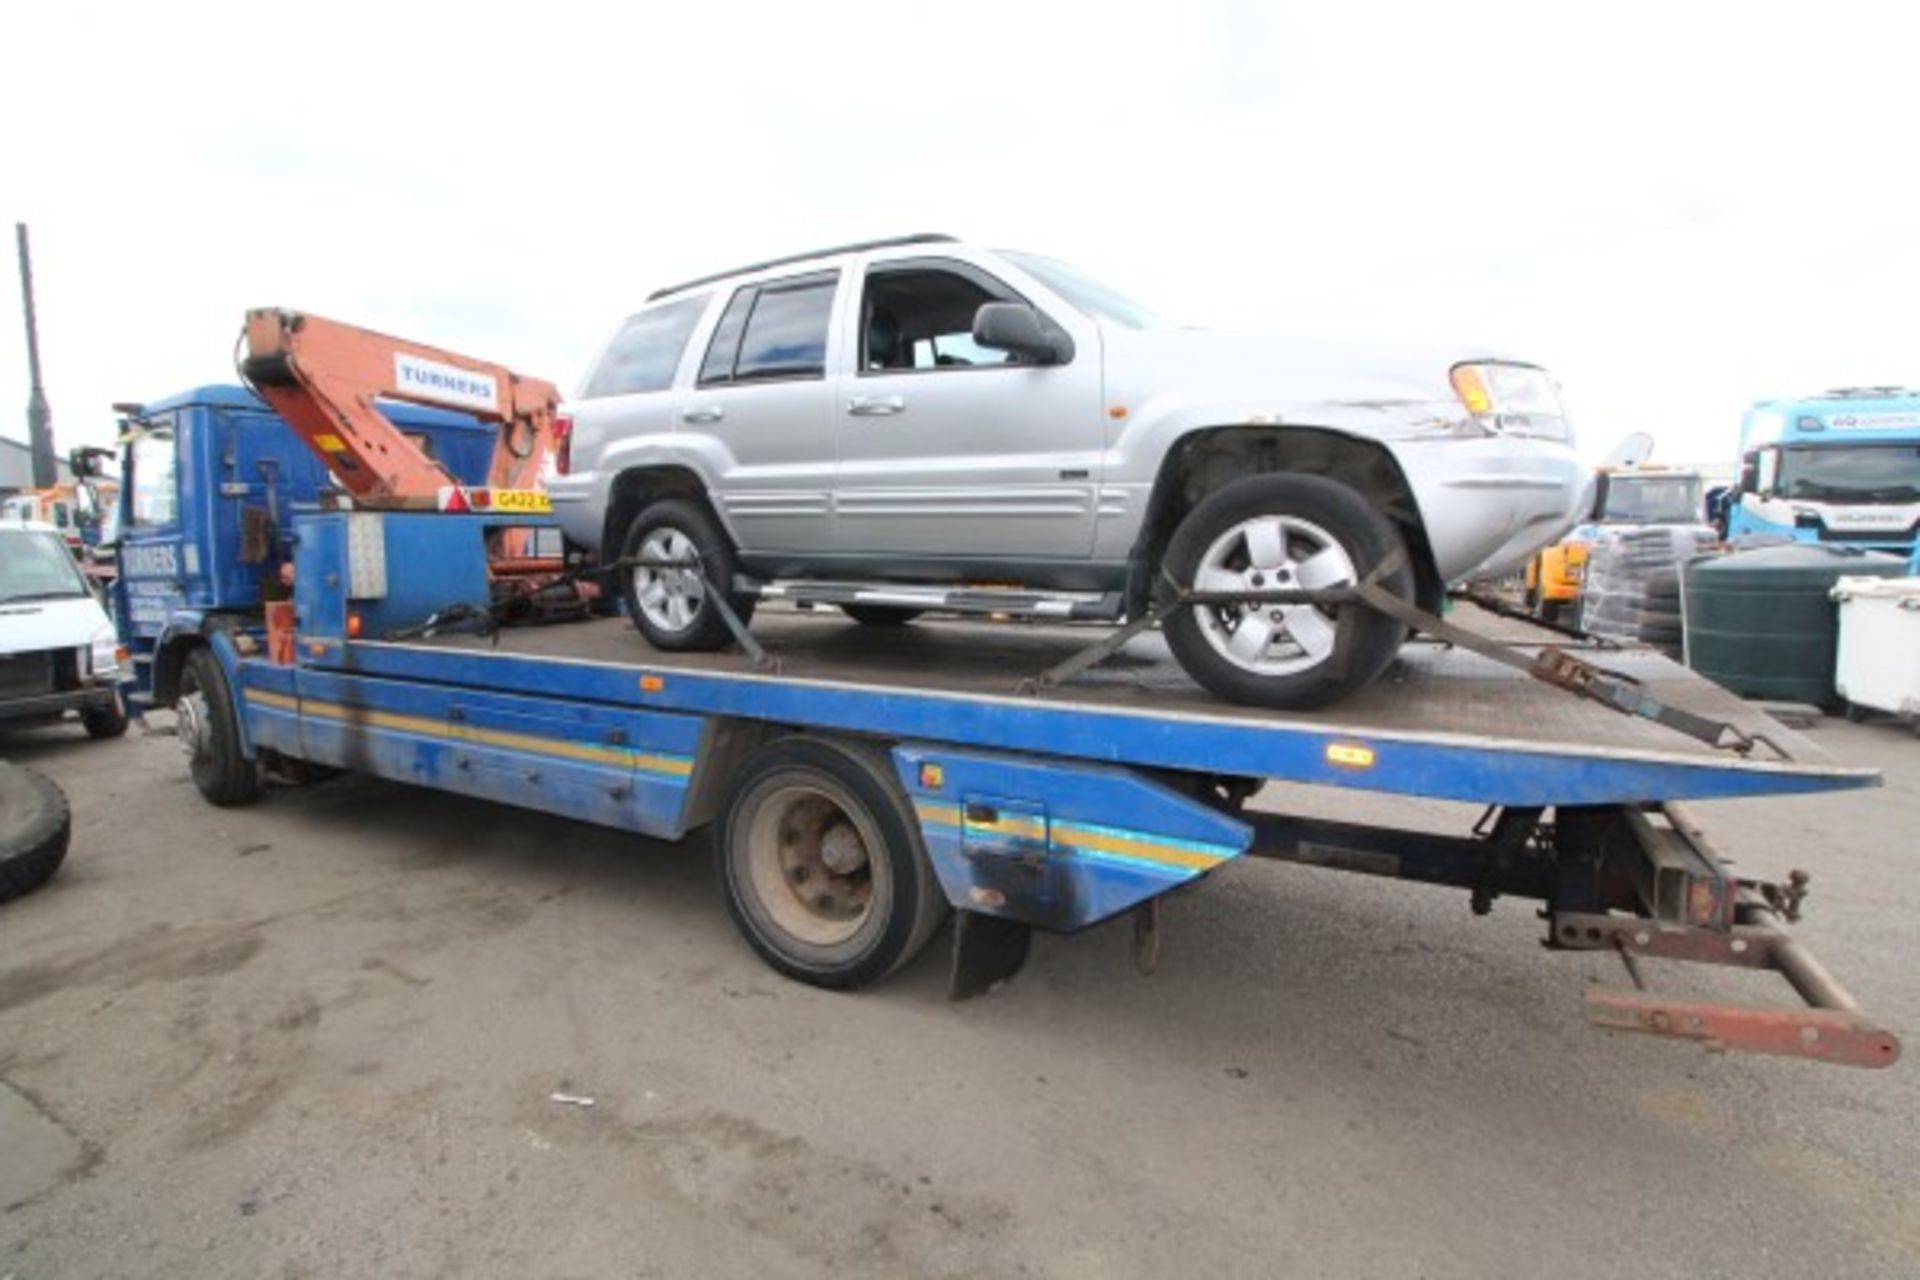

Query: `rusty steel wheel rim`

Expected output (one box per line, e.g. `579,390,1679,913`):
744,783,878,947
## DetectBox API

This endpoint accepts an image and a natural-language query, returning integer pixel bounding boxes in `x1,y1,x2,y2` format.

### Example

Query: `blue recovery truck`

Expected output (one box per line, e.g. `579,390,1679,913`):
110,386,1898,1069
1729,387,1920,565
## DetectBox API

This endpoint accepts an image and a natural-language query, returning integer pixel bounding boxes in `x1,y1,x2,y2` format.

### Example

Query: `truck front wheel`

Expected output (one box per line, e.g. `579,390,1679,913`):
717,737,948,989
1161,474,1413,710
178,647,261,807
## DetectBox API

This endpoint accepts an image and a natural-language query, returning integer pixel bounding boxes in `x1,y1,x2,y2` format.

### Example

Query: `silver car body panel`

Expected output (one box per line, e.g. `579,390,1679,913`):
554,241,1588,592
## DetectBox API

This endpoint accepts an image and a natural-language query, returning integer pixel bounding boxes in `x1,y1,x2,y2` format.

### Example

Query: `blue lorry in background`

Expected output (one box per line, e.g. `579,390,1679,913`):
1728,387,1920,570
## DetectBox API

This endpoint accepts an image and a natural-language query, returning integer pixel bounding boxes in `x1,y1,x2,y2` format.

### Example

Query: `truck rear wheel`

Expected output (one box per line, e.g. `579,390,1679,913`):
178,647,262,807
0,763,70,905
717,737,948,989
1162,474,1413,710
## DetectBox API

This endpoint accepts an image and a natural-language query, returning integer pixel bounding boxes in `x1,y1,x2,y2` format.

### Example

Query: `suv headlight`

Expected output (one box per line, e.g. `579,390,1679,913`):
1450,362,1572,443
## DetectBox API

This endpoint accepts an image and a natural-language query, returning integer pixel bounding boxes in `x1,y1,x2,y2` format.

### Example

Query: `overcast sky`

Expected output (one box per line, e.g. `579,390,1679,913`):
3,0,1915,470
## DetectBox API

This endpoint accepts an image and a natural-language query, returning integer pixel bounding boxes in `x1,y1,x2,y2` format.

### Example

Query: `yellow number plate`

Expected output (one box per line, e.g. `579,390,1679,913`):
490,489,552,513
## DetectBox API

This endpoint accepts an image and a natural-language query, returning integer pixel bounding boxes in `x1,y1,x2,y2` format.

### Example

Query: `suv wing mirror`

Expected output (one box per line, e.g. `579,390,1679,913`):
973,303,1074,366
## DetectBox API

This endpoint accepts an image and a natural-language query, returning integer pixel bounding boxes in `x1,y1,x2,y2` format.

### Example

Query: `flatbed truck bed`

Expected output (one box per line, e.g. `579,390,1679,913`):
407,608,1868,806
152,511,1896,1069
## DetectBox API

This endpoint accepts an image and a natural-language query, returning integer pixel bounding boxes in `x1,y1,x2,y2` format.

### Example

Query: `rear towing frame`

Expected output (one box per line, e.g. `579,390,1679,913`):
181,508,1896,1070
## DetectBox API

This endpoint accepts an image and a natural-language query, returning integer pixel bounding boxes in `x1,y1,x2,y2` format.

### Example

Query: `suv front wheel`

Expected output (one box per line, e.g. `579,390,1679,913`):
1161,474,1412,710
620,499,755,652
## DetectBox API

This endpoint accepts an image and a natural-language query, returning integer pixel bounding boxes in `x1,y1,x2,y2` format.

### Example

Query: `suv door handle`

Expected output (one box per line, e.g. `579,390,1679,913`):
682,405,726,424
848,395,905,417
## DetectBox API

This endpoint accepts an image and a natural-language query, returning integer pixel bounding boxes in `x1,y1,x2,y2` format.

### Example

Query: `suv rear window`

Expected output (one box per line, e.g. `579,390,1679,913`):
583,294,709,398
700,272,838,384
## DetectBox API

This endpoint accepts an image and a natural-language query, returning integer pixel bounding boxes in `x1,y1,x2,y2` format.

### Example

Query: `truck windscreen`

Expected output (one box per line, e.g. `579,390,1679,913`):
1780,444,1920,504
1601,475,1703,523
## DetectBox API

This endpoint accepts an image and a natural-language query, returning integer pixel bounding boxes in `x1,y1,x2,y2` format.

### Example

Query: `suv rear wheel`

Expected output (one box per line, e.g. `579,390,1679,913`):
620,498,755,652
1161,474,1412,710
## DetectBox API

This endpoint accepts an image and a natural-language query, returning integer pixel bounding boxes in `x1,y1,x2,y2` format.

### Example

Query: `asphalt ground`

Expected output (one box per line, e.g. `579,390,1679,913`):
1,706,1914,1278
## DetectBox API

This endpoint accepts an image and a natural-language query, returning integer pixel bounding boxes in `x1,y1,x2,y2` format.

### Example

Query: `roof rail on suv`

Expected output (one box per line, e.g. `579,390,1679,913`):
646,234,959,301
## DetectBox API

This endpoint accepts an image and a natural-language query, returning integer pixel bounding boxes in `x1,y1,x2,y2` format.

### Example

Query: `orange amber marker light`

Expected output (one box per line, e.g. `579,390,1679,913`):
1107,405,1128,420
919,762,945,790
346,613,362,639
640,674,665,693
1450,366,1494,416
1326,742,1376,769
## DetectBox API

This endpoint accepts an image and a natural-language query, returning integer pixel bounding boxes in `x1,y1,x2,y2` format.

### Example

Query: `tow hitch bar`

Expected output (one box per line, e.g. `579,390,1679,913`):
1549,805,1898,1069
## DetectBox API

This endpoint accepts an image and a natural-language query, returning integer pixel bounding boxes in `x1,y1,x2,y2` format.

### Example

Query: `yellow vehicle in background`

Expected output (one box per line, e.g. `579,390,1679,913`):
1525,465,1705,624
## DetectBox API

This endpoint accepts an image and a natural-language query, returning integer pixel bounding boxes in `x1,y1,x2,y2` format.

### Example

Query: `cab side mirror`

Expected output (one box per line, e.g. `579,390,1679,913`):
973,303,1075,366
69,445,113,479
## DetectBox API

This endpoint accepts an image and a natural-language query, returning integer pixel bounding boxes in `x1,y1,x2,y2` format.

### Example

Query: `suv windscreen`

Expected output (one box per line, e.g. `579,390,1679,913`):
584,294,709,398
0,529,90,603
1000,251,1170,330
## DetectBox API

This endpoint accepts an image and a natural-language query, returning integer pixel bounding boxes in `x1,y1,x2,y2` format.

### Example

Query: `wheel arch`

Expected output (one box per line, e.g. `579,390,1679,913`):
601,465,729,563
1129,425,1442,615
150,630,208,708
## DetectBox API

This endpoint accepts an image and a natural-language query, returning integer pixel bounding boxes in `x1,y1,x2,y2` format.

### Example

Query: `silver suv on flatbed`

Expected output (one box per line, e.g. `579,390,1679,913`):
550,234,1588,708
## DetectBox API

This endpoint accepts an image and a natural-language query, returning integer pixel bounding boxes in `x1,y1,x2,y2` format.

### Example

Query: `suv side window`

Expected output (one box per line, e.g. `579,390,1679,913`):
698,288,755,385
582,294,709,398
862,262,1022,373
700,271,839,385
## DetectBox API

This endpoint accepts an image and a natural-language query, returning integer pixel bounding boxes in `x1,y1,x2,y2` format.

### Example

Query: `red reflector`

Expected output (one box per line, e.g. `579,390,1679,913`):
554,413,574,476
440,486,469,513
471,489,492,510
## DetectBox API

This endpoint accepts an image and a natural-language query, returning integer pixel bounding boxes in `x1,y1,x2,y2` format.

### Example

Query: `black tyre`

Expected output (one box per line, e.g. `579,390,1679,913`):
1639,608,1682,630
717,737,948,990
1161,474,1413,710
0,763,70,904
1642,567,1680,595
178,646,262,807
81,695,130,740
840,604,925,627
1538,599,1567,626
620,499,754,652
1843,702,1871,724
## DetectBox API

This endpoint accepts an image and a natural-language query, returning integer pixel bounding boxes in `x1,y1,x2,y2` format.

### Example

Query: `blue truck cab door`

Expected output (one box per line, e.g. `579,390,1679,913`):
116,410,191,686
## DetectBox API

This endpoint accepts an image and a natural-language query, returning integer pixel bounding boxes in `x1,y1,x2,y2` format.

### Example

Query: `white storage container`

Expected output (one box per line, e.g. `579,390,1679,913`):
1831,576,1920,721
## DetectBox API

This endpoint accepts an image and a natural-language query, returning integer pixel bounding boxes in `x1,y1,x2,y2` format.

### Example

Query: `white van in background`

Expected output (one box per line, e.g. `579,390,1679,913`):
0,521,128,739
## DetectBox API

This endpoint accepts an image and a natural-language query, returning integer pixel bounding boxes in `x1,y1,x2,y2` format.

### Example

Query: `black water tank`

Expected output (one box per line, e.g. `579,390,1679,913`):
1684,544,1907,706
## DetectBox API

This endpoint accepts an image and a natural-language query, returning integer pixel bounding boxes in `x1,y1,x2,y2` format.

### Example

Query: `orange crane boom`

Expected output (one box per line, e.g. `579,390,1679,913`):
240,309,560,508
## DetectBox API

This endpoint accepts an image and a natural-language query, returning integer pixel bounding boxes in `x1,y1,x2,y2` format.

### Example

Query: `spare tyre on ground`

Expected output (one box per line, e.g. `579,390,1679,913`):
0,762,71,904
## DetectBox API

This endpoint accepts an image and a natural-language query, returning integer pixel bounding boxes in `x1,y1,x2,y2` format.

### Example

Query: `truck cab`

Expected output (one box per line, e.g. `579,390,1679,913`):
110,385,498,713
1730,388,1920,559
1525,465,1706,622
